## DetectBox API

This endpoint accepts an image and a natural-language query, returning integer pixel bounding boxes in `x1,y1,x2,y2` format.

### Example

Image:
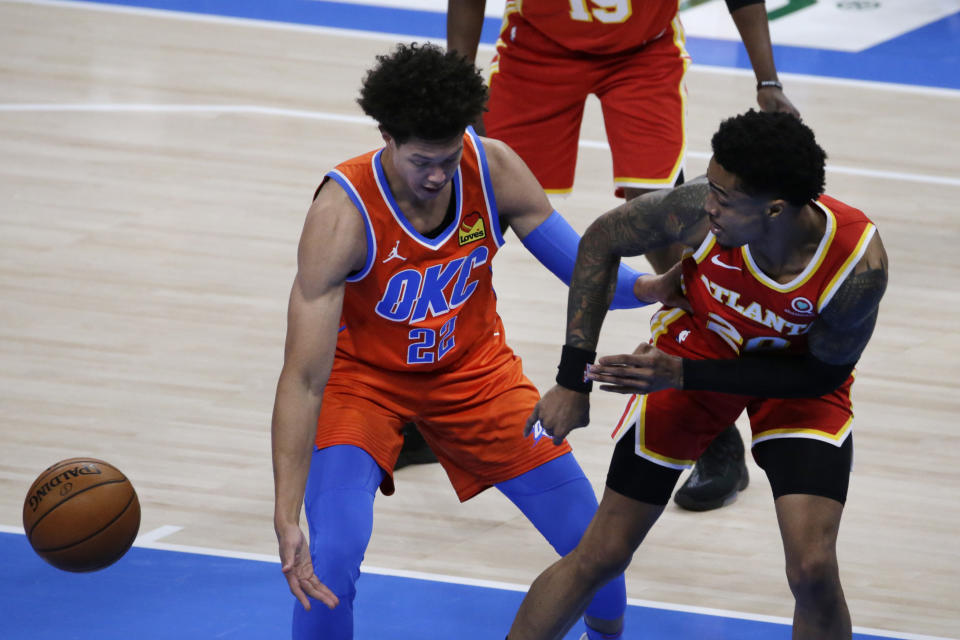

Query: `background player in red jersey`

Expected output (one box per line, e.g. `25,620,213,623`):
271,43,657,640
506,111,888,640
448,0,801,512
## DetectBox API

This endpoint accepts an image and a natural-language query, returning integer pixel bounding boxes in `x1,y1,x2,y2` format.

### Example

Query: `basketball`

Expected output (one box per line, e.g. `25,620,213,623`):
22,457,141,572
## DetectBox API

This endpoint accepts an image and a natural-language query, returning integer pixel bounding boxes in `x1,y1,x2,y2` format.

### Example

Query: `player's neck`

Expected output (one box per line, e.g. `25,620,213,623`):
748,203,825,283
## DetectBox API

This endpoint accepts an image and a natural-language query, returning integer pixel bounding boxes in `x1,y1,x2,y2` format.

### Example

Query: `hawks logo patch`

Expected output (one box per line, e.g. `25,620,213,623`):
458,211,486,246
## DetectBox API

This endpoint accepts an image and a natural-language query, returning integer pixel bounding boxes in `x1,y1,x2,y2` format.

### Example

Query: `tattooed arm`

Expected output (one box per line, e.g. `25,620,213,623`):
566,179,711,351
523,180,709,445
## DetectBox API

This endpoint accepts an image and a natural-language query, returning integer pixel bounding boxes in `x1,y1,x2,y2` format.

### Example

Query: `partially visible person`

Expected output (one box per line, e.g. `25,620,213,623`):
271,43,656,640
508,110,887,640
448,0,800,511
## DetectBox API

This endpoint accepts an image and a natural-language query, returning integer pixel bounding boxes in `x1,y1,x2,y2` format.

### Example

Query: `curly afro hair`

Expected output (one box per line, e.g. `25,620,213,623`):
711,110,826,206
357,42,487,144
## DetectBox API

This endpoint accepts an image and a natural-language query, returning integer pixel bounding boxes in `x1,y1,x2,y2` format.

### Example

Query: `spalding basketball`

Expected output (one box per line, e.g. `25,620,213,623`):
22,457,141,572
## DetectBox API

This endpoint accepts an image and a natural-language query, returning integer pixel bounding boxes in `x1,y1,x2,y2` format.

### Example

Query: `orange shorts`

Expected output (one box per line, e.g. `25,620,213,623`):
485,13,689,196
315,340,571,500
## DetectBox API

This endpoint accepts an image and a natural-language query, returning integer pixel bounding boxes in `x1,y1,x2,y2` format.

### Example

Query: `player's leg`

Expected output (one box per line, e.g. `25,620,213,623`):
484,14,590,195
755,436,853,638
496,452,626,639
293,445,385,640
507,426,682,640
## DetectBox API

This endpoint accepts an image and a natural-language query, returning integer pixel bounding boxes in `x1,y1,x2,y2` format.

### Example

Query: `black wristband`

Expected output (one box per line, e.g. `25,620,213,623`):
556,344,596,393
757,79,783,91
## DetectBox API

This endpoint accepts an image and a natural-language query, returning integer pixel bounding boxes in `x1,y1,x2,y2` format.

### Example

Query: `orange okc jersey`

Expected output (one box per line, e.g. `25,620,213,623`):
510,0,679,54
655,195,876,361
325,129,506,373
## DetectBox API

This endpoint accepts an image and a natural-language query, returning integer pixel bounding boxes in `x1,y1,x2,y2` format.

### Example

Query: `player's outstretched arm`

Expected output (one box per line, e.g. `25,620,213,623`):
526,182,710,445
484,138,668,310
271,182,367,610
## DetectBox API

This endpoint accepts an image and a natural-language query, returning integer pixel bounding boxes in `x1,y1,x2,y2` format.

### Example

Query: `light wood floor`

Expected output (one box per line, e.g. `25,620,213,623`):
1,1,958,636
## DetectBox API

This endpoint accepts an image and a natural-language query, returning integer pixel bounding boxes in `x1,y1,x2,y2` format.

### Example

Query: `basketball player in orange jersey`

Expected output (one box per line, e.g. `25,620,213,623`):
507,111,888,640
271,43,660,640
448,0,800,512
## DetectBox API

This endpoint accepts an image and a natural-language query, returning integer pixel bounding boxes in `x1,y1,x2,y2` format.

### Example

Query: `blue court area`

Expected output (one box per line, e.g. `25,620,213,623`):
0,531,925,640
59,0,960,90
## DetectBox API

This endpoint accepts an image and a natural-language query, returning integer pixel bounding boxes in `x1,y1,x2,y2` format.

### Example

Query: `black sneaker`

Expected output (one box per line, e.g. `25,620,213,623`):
673,424,749,512
394,423,439,470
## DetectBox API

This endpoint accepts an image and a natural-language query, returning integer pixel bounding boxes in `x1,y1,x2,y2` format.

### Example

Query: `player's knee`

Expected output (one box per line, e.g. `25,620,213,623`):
572,536,633,585
310,536,365,598
785,549,841,605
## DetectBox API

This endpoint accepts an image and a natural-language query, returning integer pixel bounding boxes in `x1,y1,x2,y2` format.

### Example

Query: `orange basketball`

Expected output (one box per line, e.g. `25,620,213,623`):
22,457,141,572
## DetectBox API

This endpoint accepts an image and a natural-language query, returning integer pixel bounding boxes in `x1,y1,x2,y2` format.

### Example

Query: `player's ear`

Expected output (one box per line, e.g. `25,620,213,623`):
379,126,393,147
766,199,786,219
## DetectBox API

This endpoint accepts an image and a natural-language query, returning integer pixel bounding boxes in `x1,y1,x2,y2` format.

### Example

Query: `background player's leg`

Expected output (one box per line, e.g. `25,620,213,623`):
496,453,626,639
293,445,385,640
756,436,853,639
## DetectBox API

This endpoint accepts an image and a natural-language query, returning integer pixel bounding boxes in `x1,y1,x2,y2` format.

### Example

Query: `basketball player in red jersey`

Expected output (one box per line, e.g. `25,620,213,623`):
506,111,888,639
448,0,800,512
271,43,658,640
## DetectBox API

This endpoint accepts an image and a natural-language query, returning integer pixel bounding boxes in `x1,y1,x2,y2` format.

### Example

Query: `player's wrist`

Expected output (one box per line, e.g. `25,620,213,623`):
757,79,783,91
556,344,596,393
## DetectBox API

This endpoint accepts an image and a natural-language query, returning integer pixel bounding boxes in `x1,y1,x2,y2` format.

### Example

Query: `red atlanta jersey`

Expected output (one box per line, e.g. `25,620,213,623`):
507,0,681,55
322,129,508,373
653,195,877,360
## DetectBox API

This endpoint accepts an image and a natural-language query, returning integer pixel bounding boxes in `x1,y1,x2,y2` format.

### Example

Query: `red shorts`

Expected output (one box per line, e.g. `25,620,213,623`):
485,12,690,196
610,312,855,468
315,340,571,500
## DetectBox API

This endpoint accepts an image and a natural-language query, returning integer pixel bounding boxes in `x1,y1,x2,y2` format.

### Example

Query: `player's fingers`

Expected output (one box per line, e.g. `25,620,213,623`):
305,576,340,609
284,572,313,611
599,384,642,394
524,406,539,437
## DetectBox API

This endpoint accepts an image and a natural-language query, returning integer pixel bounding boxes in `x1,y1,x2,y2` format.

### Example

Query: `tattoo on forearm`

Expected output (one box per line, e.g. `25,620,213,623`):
565,181,709,349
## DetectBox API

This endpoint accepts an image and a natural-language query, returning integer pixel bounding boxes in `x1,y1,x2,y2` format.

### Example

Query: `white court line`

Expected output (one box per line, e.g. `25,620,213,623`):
1,101,957,189
134,524,183,544
0,525,953,640
6,0,960,99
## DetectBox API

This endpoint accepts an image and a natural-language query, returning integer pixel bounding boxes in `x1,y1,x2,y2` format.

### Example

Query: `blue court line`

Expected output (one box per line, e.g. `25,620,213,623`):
0,532,940,640
54,0,960,90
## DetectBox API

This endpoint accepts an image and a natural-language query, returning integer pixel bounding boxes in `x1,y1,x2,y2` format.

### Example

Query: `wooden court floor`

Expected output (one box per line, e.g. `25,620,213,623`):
1,1,958,637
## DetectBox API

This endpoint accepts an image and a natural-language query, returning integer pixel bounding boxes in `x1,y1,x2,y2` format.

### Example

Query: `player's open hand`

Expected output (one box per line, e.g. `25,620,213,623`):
525,384,590,445
587,343,683,394
276,521,339,611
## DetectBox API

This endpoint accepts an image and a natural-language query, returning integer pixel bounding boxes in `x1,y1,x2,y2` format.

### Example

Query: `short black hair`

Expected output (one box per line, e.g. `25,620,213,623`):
357,42,487,144
711,110,826,206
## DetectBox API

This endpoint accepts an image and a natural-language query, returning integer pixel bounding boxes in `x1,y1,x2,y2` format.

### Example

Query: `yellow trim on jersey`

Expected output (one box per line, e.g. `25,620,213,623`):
742,200,837,293
649,307,687,343
543,186,575,195
638,394,695,468
691,231,717,264
817,224,877,312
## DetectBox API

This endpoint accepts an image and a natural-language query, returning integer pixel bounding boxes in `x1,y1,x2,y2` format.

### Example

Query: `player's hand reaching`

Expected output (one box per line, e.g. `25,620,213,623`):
587,343,683,395
757,85,800,118
525,384,590,445
276,521,339,611
633,261,691,311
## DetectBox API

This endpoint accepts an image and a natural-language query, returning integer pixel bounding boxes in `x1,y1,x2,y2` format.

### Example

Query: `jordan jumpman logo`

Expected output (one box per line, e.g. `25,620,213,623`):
382,240,406,263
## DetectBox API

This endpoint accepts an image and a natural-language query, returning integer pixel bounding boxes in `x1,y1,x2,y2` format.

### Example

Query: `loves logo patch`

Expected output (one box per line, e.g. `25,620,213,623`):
458,211,486,245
